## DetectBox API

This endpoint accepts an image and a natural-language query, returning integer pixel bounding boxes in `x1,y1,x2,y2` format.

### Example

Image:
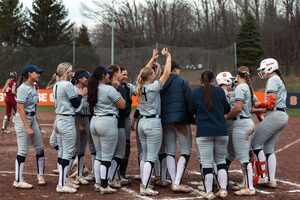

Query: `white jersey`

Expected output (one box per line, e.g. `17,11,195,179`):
265,75,287,109
16,83,38,113
233,83,252,118
53,80,77,115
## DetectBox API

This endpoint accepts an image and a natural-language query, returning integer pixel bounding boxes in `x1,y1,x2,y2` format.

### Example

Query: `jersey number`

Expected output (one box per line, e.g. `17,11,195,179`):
54,85,58,100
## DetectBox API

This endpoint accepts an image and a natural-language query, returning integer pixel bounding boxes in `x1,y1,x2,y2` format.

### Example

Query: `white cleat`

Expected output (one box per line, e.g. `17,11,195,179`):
108,179,121,188
139,185,159,196
99,185,117,194
94,183,101,192
66,178,80,189
268,180,277,188
85,173,95,181
120,177,131,186
216,188,228,199
234,188,256,196
258,176,269,184
171,184,191,193
202,192,215,200
37,175,46,185
13,181,33,189
56,185,77,193
76,176,89,185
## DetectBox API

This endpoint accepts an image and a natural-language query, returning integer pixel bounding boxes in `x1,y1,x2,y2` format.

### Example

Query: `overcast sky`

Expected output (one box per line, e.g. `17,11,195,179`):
21,0,95,26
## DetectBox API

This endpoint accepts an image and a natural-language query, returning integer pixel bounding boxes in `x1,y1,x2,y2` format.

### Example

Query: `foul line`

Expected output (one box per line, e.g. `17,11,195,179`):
275,138,300,154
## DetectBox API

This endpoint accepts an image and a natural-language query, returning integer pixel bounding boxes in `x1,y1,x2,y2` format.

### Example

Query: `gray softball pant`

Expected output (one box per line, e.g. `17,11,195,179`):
163,124,192,156
49,118,58,148
114,128,126,159
90,116,118,161
226,120,235,162
196,136,228,168
54,115,76,160
252,111,288,154
232,118,255,164
13,113,44,157
75,115,90,156
138,118,162,162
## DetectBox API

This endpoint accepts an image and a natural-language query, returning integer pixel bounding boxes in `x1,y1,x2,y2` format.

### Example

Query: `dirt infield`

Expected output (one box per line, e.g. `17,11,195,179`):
0,110,300,200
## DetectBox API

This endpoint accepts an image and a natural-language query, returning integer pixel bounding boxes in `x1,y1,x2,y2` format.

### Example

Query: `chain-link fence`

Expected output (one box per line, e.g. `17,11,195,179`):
0,44,238,87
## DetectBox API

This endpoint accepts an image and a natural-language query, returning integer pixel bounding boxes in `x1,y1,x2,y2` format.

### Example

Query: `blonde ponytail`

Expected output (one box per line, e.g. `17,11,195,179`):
136,67,154,102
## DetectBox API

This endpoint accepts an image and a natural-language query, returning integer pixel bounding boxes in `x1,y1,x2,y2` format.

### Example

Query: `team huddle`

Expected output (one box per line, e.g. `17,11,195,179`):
1,48,288,199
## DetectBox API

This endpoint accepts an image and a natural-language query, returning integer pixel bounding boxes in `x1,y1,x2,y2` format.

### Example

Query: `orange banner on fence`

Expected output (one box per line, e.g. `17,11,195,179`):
0,89,264,107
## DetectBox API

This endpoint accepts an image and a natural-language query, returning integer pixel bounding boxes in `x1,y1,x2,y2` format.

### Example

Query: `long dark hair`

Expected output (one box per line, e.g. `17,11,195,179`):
108,64,121,82
87,67,105,113
201,70,214,112
18,74,29,88
237,66,254,106
274,69,285,86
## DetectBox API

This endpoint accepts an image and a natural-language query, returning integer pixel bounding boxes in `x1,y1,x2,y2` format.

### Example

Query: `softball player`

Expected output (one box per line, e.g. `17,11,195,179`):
215,72,235,167
72,69,91,185
225,66,256,196
87,66,126,194
50,62,87,193
190,70,230,199
13,65,45,189
1,71,17,134
251,58,288,188
160,61,192,193
136,48,171,196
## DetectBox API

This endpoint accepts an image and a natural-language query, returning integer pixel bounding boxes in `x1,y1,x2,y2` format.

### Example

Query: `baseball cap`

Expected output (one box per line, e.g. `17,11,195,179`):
21,64,44,75
9,71,17,78
74,70,91,80
162,61,183,71
93,66,112,79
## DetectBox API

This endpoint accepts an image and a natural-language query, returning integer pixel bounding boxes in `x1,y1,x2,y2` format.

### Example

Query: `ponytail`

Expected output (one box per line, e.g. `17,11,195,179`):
237,66,254,106
201,70,214,112
18,74,28,89
136,67,153,102
87,75,99,113
274,69,285,86
46,73,58,89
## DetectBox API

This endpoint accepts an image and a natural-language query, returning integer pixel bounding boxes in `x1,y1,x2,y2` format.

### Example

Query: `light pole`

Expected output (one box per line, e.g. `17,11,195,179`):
111,0,115,64
73,25,76,69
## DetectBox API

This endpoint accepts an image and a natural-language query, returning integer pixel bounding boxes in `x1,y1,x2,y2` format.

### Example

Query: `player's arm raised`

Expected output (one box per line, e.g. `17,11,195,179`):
159,48,172,85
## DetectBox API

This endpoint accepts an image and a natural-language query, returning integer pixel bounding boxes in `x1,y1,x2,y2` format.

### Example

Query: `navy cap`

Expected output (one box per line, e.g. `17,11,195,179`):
93,66,112,79
75,71,91,80
21,65,44,75
162,61,183,71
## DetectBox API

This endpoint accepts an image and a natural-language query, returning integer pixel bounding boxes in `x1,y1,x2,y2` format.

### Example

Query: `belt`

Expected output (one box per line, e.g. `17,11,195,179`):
268,107,286,112
93,114,118,118
25,112,36,116
232,116,251,121
58,114,75,117
140,114,161,119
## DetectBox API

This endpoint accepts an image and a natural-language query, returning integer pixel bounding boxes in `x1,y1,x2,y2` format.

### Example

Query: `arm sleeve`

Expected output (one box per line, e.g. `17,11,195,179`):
70,95,83,108
108,86,122,103
16,86,28,104
266,77,278,93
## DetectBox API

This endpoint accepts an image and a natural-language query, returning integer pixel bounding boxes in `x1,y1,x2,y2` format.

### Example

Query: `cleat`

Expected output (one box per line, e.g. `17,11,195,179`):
85,173,95,181
37,175,46,185
134,174,141,180
13,181,33,189
108,179,121,188
56,185,77,193
234,188,256,196
99,185,117,194
120,177,131,186
268,180,277,188
258,176,269,185
155,180,170,187
94,183,101,192
216,188,227,199
52,169,59,174
76,176,89,185
202,192,215,200
139,185,159,196
66,178,80,189
171,184,191,193
83,166,89,175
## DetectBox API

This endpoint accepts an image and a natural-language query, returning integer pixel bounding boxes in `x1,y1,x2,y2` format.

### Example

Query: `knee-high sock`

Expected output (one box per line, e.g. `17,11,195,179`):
142,161,154,188
166,155,176,183
94,159,101,184
154,158,160,177
140,160,145,180
108,157,122,180
253,149,266,178
91,153,96,176
2,115,9,130
15,155,25,182
175,155,189,185
100,161,111,188
243,162,254,190
36,151,45,175
77,154,84,176
266,153,276,181
159,153,167,182
217,164,228,190
202,168,214,193
59,159,70,187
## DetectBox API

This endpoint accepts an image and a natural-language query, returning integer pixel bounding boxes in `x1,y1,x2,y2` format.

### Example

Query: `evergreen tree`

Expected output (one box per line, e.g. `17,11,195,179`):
236,12,264,71
26,0,73,47
76,25,92,47
0,0,26,46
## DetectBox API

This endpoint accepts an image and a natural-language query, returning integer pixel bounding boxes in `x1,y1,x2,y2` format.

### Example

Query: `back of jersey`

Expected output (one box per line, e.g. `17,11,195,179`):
53,80,77,115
